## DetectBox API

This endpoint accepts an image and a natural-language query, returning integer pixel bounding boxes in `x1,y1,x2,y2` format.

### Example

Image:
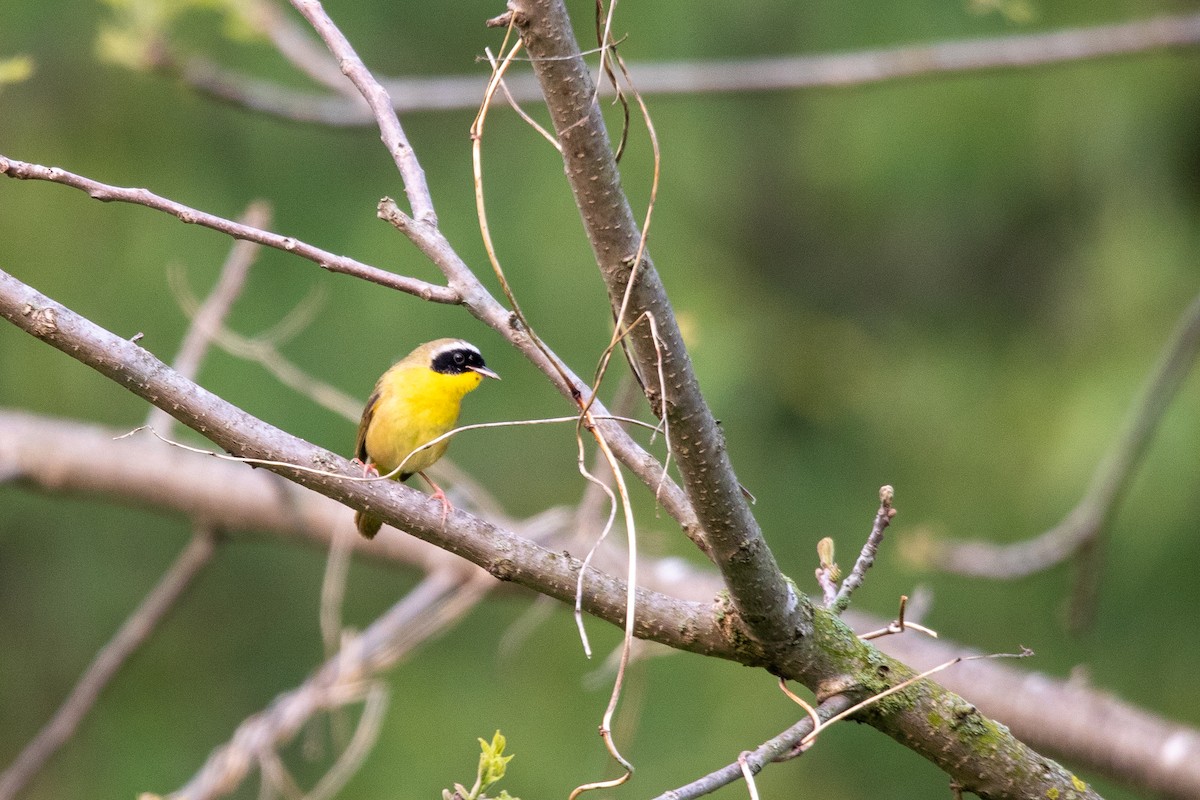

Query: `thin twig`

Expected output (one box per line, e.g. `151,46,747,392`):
120,412,660,490
171,12,1200,121
320,527,355,660
737,752,759,800
289,0,436,225
796,649,1034,751
0,531,219,800
651,696,856,800
857,596,939,641
0,155,456,302
169,276,365,423
250,0,353,94
146,201,271,432
167,569,495,800
815,567,839,608
303,683,389,800
483,46,561,151
830,485,896,614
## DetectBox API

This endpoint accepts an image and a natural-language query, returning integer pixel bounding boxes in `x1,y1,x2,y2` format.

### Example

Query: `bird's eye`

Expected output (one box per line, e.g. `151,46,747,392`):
454,352,466,364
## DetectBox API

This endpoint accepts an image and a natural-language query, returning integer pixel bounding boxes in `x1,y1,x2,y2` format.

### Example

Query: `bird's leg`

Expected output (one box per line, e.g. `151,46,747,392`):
351,458,379,479
419,471,453,526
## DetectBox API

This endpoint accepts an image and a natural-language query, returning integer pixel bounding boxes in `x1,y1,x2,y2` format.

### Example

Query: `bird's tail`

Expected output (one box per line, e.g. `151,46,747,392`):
355,510,383,539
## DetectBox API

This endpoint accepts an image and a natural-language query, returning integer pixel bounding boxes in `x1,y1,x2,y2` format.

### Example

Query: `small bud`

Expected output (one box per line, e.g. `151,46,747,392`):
816,537,841,581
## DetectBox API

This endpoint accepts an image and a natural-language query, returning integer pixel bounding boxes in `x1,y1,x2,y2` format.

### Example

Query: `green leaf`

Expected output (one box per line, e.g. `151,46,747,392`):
476,730,514,793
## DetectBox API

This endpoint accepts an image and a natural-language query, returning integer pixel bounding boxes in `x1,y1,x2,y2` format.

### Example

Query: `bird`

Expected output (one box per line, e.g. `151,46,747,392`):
353,338,499,539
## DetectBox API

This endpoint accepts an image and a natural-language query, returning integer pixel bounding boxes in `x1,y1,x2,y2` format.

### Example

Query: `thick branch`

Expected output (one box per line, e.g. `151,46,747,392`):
10,407,1189,797
878,630,1200,800
0,268,727,659
510,0,799,647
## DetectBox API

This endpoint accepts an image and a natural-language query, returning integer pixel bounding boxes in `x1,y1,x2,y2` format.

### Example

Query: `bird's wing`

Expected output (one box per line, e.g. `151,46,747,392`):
355,387,381,464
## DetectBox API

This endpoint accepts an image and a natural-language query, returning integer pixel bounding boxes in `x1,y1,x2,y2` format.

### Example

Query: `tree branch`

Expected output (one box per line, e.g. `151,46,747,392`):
653,695,855,800
510,0,800,648
4,406,1199,797
0,152,700,535
165,11,1200,122
0,531,218,800
0,267,728,659
0,155,458,303
288,0,436,225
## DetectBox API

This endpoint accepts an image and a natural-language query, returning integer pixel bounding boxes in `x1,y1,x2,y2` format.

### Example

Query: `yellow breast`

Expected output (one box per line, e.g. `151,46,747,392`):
363,362,484,479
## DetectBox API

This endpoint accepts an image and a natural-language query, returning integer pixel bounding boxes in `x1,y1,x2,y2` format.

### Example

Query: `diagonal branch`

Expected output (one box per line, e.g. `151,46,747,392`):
145,201,271,433
0,152,698,533
288,0,436,225
653,695,855,800
509,0,800,647
0,267,729,661
0,155,457,303
5,407,1200,797
0,531,218,800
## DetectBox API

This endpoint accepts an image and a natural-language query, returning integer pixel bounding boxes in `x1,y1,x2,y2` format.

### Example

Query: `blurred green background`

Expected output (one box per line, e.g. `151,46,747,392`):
2,0,1199,798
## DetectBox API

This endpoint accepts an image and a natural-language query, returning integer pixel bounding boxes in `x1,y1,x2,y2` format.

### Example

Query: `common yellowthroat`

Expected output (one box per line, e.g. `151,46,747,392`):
354,338,499,539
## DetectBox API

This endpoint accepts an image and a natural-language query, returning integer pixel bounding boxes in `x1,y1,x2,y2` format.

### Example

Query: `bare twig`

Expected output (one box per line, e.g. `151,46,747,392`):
0,531,218,800
921,289,1200,579
651,696,855,800
814,566,839,607
0,155,457,303
737,752,759,800
166,570,485,800
170,277,366,423
146,201,271,432
831,485,897,614
857,596,939,641
319,526,355,660
171,12,1200,121
482,46,561,151
249,0,353,94
288,0,436,225
567,426,639,797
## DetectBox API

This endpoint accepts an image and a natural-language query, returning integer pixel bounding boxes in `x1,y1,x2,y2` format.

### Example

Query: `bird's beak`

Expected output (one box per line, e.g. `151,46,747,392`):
471,365,501,380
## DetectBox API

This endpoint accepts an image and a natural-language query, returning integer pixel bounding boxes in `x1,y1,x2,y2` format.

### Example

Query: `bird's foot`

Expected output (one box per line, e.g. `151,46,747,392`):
431,485,453,527
351,458,380,479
